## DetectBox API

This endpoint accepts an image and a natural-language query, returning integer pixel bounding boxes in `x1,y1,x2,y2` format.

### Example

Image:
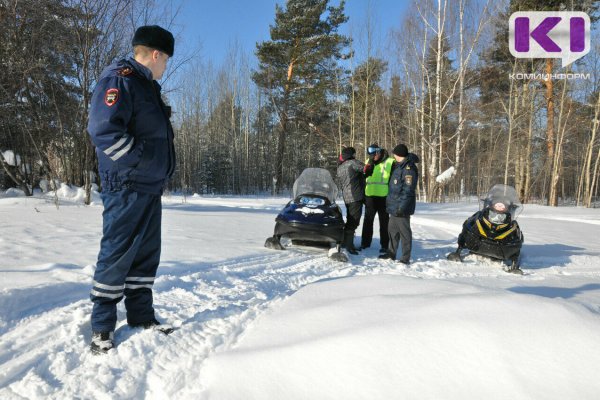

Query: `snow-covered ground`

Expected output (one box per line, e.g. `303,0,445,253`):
1,190,600,399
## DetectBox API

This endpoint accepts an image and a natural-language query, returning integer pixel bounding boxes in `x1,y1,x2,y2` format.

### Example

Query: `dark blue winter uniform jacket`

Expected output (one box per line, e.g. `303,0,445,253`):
88,57,175,194
386,153,419,216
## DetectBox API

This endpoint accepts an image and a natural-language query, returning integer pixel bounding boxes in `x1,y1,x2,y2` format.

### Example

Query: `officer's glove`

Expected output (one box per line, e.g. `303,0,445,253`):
364,164,374,177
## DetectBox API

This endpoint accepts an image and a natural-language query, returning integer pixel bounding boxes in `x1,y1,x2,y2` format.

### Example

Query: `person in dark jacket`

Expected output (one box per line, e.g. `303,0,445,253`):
87,25,176,354
361,144,394,254
379,144,419,264
336,146,365,254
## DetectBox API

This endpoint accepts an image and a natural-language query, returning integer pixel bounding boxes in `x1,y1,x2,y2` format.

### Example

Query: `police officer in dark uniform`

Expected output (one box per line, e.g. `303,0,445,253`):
87,25,176,354
379,144,419,264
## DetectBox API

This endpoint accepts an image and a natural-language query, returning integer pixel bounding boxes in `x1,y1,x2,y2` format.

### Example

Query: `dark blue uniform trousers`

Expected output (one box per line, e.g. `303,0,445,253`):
91,188,161,332
388,215,412,263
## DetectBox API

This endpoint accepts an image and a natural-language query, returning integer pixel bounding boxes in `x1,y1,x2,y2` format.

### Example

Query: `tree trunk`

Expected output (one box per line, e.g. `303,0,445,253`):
523,80,535,203
588,142,600,207
275,109,288,193
550,77,571,206
431,0,446,202
544,58,556,206
580,90,600,207
455,0,465,187
503,62,518,186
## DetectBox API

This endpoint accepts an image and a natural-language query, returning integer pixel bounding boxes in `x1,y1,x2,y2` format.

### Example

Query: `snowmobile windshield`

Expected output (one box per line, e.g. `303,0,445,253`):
292,168,338,203
481,184,523,219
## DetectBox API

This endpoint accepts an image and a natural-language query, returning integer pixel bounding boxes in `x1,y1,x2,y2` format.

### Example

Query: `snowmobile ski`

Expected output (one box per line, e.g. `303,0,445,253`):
327,245,349,262
446,250,463,262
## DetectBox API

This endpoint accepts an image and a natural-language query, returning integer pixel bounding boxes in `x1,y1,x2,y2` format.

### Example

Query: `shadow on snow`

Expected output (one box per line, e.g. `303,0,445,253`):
508,283,600,299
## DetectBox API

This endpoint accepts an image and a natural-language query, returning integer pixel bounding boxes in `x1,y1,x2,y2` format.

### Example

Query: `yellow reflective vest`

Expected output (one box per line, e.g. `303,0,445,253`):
365,157,394,197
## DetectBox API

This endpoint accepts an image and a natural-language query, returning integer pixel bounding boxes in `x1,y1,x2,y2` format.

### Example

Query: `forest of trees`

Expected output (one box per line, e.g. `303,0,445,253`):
1,0,599,207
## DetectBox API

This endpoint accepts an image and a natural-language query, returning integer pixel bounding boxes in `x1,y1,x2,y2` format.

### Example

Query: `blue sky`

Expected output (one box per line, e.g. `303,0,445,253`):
173,0,411,65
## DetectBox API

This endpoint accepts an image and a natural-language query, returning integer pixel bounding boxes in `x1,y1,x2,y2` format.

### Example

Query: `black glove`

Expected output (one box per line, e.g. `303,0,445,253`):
364,163,374,177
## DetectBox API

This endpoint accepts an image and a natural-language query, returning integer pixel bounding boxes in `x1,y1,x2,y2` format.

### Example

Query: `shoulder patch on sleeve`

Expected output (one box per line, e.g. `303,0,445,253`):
118,67,133,76
104,88,119,107
405,174,413,186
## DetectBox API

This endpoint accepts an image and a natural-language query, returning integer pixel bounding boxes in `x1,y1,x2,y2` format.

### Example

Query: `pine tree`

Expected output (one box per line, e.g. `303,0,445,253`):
253,0,350,192
388,75,408,143
348,57,388,147
0,0,81,194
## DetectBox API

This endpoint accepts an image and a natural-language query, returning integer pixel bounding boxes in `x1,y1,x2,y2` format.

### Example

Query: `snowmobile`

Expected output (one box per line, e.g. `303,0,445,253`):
447,184,524,274
264,168,348,262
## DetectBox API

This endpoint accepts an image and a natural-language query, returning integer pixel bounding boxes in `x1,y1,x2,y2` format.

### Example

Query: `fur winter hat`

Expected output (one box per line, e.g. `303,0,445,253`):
341,146,356,161
393,144,408,157
132,25,175,57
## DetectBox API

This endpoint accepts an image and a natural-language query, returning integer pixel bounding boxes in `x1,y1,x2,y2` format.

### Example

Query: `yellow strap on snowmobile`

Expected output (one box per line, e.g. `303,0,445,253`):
494,225,517,240
476,220,488,238
483,216,509,230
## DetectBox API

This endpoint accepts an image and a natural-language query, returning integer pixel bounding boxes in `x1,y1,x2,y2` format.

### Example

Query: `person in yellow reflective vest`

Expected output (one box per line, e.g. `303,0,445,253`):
361,144,394,254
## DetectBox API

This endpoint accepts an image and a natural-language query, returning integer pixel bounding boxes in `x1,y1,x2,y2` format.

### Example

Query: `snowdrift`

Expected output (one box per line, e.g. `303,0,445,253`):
203,275,600,400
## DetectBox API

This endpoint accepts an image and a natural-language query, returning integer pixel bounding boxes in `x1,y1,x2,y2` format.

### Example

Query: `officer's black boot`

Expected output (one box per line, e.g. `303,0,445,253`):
91,331,114,355
129,318,175,335
343,230,359,255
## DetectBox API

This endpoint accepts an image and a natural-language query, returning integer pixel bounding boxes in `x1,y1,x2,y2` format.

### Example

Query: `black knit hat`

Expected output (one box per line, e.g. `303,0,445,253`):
393,144,408,157
132,25,175,57
341,146,355,161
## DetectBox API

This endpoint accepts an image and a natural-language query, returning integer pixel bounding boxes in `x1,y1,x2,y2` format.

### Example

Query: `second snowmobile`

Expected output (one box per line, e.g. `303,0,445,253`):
447,184,524,274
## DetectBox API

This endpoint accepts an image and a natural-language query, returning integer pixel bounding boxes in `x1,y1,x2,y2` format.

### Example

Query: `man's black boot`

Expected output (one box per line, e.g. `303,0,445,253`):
129,318,175,335
343,230,359,255
90,331,114,355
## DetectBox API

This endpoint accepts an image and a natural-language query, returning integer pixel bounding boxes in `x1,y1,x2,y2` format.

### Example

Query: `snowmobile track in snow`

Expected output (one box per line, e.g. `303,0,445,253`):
2,205,597,398
0,249,382,399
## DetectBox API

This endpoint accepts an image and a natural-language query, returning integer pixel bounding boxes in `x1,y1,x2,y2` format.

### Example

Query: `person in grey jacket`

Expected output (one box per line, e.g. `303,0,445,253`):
336,147,365,254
